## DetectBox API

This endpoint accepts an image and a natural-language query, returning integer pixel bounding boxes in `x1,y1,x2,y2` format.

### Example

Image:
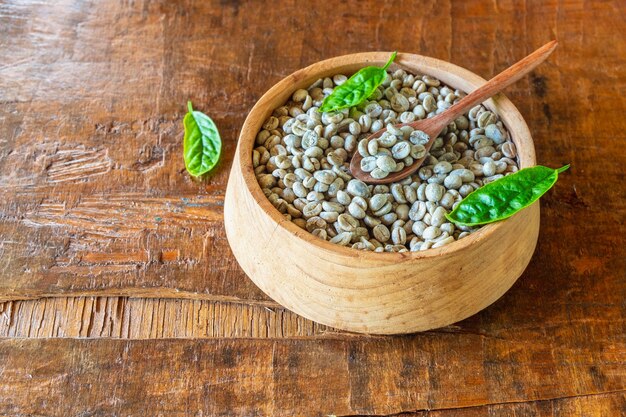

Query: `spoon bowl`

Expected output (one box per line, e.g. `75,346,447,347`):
350,112,449,184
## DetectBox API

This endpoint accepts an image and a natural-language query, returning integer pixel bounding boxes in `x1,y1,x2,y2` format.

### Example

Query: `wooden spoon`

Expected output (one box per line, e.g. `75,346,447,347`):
350,40,558,184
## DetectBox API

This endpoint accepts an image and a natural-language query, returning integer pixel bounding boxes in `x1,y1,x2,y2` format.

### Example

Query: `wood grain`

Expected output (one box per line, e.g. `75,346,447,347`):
0,296,333,339
0,0,625,415
0,336,623,416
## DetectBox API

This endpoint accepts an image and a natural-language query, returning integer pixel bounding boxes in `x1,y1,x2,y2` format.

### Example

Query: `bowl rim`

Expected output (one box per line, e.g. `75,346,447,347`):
236,51,536,260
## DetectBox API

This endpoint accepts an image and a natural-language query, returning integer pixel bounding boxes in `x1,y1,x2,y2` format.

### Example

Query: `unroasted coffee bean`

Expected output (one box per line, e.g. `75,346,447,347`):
373,224,391,242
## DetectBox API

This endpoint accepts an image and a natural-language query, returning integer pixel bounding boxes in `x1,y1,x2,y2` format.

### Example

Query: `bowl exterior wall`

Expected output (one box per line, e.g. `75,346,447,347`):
224,53,540,334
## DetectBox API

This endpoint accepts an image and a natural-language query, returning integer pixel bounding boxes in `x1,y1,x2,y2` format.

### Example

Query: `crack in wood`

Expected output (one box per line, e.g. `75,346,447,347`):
333,390,626,417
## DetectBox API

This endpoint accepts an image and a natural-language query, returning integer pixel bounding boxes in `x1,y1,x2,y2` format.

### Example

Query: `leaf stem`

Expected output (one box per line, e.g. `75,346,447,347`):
187,101,194,113
557,164,570,173
382,51,397,70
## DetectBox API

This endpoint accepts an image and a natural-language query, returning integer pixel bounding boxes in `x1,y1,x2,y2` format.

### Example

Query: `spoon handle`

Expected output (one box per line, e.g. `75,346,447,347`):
432,40,558,125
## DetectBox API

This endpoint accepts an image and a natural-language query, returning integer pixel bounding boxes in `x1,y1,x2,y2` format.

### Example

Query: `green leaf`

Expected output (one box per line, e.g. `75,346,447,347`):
445,165,570,226
183,101,222,177
319,52,397,113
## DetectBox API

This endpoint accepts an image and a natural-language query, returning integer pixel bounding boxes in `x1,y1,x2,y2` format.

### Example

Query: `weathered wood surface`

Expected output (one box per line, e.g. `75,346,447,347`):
1,292,624,415
0,336,624,416
0,0,625,415
0,0,624,302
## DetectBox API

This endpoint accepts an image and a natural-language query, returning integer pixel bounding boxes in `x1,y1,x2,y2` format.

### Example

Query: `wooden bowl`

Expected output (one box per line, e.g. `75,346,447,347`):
224,52,539,334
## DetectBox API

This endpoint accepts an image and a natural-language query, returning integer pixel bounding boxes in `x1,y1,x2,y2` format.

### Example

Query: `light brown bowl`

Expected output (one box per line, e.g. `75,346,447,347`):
224,52,539,334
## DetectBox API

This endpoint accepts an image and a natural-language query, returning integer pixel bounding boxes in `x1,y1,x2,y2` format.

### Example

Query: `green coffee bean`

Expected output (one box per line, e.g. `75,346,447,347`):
370,168,389,179
360,156,377,172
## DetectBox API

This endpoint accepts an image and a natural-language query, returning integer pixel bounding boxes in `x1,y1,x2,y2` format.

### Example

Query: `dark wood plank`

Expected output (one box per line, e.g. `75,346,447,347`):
0,337,623,416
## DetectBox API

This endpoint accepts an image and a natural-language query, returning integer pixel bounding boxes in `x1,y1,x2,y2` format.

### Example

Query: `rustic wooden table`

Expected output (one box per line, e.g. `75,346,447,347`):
1,0,624,415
